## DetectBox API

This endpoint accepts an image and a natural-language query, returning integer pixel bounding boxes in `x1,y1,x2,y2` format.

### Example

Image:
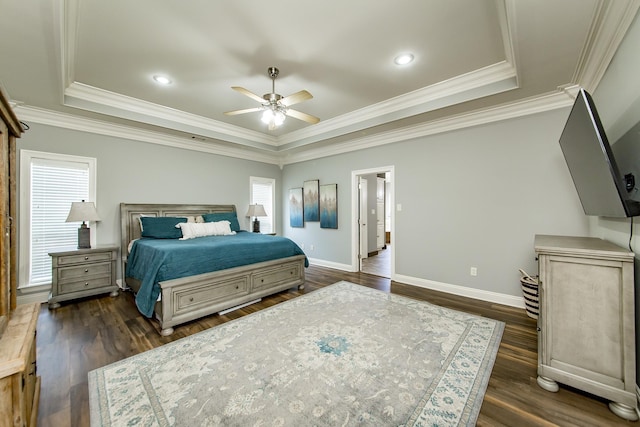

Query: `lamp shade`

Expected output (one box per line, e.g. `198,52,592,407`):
245,204,267,217
65,201,101,222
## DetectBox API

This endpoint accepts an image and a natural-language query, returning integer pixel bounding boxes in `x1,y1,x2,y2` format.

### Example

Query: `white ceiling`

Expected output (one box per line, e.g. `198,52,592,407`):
1,0,639,165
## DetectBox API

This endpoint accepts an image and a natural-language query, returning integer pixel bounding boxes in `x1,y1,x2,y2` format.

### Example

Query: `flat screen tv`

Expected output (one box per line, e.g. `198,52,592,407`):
558,88,640,218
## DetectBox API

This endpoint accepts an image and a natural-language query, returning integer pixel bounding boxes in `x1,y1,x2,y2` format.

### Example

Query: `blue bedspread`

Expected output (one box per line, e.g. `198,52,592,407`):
126,231,308,317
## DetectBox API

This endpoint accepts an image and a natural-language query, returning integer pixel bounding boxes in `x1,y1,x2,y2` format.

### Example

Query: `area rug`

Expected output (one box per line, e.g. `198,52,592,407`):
88,281,504,426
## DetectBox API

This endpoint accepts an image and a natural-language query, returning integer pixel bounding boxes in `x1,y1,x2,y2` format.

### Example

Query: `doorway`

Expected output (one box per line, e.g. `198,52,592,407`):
351,166,394,279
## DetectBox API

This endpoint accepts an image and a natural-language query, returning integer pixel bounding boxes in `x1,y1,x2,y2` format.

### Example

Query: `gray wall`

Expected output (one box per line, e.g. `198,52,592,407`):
17,123,283,279
282,109,590,297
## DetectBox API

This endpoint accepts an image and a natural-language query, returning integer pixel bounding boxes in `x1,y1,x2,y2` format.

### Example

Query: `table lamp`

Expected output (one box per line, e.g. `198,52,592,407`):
246,204,267,233
66,200,101,248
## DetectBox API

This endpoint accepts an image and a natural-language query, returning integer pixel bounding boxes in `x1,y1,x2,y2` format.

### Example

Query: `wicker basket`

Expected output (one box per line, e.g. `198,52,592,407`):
519,269,539,319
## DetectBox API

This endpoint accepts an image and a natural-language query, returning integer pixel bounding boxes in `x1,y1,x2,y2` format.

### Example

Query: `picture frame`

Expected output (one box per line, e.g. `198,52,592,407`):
320,183,338,229
289,187,304,228
303,179,320,222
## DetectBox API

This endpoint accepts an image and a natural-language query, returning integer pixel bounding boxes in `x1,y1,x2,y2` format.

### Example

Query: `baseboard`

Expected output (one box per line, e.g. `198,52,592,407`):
17,289,49,306
307,257,353,272
394,273,525,308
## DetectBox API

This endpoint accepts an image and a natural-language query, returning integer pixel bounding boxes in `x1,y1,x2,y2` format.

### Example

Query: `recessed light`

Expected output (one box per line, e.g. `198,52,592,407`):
153,75,172,85
394,53,414,66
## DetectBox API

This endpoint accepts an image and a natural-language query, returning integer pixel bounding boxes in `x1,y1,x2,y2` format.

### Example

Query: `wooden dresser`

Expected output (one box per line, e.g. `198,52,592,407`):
0,85,37,425
535,234,636,420
0,303,40,426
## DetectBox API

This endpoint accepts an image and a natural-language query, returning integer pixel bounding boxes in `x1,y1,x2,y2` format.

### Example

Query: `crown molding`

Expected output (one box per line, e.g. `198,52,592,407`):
276,60,518,149
573,0,640,91
16,106,282,165
280,88,576,165
64,82,279,150
17,87,575,167
62,59,518,154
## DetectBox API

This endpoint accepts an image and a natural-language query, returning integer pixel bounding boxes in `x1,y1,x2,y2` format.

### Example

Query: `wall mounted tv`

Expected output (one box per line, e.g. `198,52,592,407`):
558,88,640,218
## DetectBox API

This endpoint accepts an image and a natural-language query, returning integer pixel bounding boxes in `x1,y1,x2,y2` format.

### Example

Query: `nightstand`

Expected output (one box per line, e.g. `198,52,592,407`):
48,245,119,309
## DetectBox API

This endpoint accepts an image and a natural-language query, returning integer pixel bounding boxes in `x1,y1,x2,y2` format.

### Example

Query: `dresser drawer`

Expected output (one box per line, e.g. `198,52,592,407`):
252,261,302,291
57,275,113,294
58,262,111,281
173,276,249,315
56,251,112,266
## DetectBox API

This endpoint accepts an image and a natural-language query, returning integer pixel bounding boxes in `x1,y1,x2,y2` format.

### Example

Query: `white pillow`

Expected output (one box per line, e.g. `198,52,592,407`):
184,216,204,223
176,220,236,240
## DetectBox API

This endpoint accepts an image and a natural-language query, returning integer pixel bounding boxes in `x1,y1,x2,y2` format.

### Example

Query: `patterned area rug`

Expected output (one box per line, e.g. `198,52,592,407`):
89,281,504,426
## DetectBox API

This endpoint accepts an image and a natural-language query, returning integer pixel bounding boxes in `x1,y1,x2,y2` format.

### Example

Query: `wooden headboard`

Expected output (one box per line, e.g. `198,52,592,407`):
119,203,237,278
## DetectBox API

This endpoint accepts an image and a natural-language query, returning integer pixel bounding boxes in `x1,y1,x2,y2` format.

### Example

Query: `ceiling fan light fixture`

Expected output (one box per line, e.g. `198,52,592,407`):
261,107,286,127
225,66,319,129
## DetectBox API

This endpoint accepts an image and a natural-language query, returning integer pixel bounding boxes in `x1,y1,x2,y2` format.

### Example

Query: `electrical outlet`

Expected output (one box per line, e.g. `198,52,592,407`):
470,267,478,276
310,244,315,251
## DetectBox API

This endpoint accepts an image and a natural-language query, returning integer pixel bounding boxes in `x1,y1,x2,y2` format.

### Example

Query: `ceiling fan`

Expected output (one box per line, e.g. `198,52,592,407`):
224,67,320,130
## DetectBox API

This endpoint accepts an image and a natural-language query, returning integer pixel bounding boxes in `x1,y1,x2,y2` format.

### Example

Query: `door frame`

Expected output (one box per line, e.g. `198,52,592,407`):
358,177,368,271
351,166,395,278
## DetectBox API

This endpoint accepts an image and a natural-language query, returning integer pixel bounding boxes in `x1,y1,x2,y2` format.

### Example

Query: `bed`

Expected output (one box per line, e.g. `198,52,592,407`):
120,203,307,335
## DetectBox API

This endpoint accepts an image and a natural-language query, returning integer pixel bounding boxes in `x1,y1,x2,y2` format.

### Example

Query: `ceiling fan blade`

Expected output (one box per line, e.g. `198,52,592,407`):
286,109,320,124
224,107,263,116
280,90,313,107
231,86,266,104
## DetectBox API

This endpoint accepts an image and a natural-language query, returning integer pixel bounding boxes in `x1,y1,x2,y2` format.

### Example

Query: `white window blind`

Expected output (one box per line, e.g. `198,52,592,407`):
20,151,96,288
250,177,275,234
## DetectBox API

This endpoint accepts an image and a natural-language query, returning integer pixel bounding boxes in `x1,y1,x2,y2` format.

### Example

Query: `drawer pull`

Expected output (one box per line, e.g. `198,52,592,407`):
84,269,89,273
261,279,264,283
84,282,89,287
84,256,89,260
236,285,239,289
189,297,194,302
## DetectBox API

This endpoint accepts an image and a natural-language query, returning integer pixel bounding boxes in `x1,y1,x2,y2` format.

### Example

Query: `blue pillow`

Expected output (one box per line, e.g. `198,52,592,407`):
140,216,187,239
202,212,240,232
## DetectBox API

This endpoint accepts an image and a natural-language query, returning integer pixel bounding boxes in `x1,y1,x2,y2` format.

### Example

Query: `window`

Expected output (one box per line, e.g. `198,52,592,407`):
250,176,275,234
19,150,97,288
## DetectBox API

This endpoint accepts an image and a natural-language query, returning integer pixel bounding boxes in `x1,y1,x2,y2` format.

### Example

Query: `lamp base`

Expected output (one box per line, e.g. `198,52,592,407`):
78,224,91,249
252,218,260,233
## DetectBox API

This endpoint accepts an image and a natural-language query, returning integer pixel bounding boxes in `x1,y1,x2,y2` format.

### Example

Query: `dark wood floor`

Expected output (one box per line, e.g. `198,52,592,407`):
35,265,635,426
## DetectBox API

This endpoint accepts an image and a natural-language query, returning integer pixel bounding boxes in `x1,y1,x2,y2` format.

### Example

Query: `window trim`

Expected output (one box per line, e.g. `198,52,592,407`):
249,176,276,234
19,150,97,288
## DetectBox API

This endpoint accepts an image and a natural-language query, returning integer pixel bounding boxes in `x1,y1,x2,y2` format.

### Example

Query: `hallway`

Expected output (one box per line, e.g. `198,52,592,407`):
361,244,390,278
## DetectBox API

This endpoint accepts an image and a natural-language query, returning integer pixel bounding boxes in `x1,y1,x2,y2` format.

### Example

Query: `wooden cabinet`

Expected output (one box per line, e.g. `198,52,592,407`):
0,86,23,336
0,303,40,427
535,235,637,420
0,85,36,427
48,246,119,308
